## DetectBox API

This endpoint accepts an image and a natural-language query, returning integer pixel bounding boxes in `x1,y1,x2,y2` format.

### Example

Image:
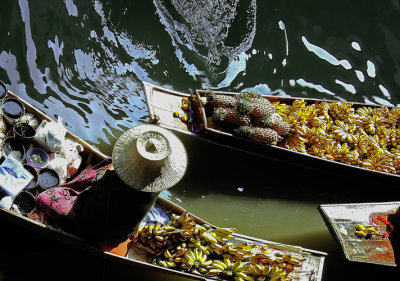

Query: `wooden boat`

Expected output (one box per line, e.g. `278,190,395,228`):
318,202,400,267
0,84,326,281
144,82,400,188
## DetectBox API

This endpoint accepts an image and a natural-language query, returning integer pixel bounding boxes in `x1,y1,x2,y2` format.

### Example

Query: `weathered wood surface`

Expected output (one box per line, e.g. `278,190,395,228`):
319,202,399,267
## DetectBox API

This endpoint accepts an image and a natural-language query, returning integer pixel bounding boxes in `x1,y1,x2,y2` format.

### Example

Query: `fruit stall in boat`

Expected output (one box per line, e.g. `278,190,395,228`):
318,201,400,267
0,81,326,281
144,82,400,188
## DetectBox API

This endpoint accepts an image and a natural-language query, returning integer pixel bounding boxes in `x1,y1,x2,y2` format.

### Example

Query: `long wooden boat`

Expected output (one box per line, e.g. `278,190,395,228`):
144,82,400,188
0,84,326,281
318,202,400,267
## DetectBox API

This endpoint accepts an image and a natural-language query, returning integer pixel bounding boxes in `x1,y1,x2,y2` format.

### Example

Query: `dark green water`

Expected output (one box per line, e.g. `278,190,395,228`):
1,0,400,280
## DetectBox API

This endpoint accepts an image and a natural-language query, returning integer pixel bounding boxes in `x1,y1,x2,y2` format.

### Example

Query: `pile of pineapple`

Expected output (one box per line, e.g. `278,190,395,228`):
204,89,400,176
131,212,306,281
206,90,291,145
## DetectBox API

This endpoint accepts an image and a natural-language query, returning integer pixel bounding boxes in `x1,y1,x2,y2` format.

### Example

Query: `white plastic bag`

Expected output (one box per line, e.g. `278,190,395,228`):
47,155,69,185
60,138,83,177
33,117,67,152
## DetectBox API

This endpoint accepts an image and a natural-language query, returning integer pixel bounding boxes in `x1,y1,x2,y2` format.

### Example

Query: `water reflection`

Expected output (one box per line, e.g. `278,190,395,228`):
154,0,257,87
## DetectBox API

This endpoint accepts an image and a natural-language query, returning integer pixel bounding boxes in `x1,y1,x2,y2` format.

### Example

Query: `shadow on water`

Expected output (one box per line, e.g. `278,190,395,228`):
175,132,396,204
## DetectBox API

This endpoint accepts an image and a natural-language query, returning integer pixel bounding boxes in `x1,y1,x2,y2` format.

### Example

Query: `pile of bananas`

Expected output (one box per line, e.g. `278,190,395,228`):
354,224,380,238
131,212,306,281
274,99,400,175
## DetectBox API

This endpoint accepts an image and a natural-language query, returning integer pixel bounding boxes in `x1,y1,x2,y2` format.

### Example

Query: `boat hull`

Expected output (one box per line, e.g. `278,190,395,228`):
144,82,400,188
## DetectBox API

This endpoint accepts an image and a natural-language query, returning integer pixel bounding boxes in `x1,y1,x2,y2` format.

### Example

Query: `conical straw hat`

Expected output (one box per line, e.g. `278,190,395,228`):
112,124,188,192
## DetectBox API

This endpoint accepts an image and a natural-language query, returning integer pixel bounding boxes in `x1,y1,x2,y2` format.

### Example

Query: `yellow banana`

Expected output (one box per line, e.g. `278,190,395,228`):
214,228,238,236
185,250,195,263
213,260,227,271
365,227,379,235
158,259,168,268
206,268,223,277
181,231,193,238
164,249,173,259
205,232,218,244
247,264,258,275
223,257,231,268
261,265,271,276
234,262,247,272
235,272,248,279
166,261,176,268
194,248,201,261
148,224,154,235
269,268,285,277
164,223,177,231
173,257,183,263
199,267,208,274
155,235,164,242
285,263,294,270
231,260,242,271
153,223,162,235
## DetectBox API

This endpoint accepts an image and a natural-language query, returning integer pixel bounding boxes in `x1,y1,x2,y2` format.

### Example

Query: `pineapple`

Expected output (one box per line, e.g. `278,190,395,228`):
272,119,290,136
234,126,281,144
236,95,276,118
213,108,251,126
206,90,236,108
260,113,291,136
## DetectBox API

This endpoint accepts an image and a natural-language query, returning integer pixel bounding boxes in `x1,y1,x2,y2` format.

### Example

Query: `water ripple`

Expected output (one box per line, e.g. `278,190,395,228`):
154,0,257,87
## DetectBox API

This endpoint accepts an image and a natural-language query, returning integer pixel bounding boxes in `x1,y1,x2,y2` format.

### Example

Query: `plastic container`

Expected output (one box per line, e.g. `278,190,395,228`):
0,80,7,101
38,168,60,191
14,122,36,141
26,147,49,169
13,191,36,215
2,137,25,161
1,97,25,124
23,164,38,191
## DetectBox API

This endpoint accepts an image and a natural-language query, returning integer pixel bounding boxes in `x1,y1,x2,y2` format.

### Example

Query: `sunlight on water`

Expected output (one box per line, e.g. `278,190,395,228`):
302,36,352,70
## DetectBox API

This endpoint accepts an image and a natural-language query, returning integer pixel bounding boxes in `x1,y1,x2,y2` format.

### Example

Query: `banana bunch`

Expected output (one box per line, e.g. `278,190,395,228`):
246,263,288,281
236,243,263,262
131,223,166,256
163,244,188,263
354,224,380,238
188,237,213,255
132,222,187,256
263,252,304,269
133,211,307,281
182,248,212,273
153,257,178,269
210,242,247,261
207,258,253,281
213,227,237,242
236,242,305,269
171,212,197,234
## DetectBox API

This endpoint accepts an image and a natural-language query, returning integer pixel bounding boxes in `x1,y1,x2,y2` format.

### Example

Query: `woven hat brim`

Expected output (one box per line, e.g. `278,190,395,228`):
112,124,188,192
